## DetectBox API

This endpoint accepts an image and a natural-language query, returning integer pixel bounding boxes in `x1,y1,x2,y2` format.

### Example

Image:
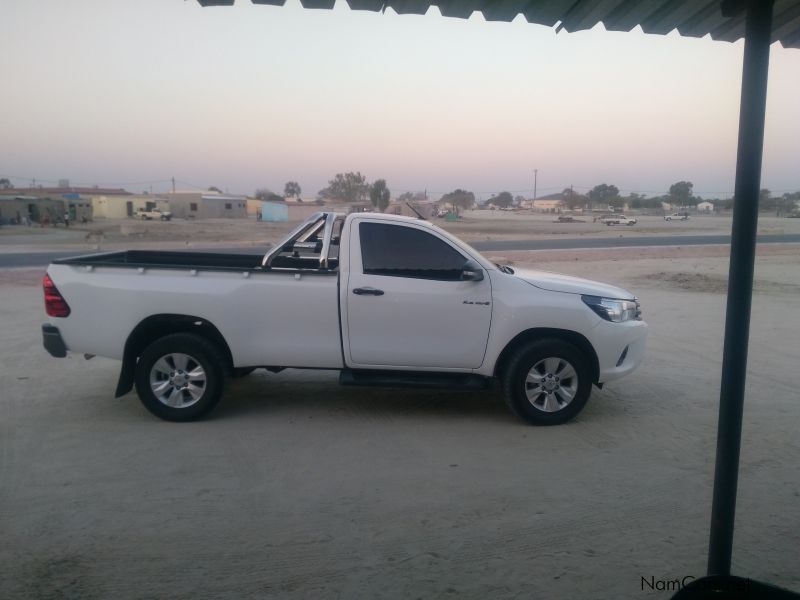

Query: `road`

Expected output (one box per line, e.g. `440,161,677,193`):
2,233,800,268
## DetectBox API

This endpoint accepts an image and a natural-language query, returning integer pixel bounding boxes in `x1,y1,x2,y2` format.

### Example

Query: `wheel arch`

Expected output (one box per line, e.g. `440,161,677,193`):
115,314,233,397
492,328,600,385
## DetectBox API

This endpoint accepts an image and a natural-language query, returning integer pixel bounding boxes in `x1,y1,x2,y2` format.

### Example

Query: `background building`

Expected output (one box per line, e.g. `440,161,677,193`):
257,198,326,222
92,194,169,219
156,192,248,219
0,195,66,224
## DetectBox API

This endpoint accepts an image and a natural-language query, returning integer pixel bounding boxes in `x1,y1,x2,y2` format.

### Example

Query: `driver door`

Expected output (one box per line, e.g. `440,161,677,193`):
344,220,492,369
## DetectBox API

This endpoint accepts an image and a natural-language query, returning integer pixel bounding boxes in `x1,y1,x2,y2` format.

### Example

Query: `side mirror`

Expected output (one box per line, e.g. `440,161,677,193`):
461,259,484,282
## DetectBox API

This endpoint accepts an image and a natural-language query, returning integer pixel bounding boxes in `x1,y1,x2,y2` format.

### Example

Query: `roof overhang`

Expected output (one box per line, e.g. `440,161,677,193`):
197,0,800,49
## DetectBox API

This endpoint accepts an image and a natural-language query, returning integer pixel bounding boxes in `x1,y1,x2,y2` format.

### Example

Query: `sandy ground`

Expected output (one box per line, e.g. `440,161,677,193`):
1,243,799,599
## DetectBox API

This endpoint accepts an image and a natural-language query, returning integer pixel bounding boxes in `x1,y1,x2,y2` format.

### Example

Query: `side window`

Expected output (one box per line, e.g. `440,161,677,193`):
359,222,467,281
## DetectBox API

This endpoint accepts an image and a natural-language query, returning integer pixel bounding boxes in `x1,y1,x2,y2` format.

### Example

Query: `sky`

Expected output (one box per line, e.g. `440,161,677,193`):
1,0,799,200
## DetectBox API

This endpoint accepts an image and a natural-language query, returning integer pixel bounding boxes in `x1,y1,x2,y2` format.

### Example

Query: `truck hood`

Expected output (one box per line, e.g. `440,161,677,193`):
513,267,635,299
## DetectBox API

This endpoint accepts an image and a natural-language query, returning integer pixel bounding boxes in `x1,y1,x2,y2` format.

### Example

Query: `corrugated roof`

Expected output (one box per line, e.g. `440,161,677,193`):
196,0,800,49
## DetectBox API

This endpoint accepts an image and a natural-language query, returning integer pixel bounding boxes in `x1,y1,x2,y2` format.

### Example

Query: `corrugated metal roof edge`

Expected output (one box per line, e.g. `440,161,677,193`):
196,0,800,50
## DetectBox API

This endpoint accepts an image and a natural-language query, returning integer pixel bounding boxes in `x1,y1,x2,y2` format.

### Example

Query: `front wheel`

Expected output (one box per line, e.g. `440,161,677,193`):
502,339,592,425
134,333,225,421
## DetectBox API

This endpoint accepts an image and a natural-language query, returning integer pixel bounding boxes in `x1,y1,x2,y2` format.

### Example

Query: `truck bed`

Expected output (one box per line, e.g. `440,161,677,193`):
53,250,265,271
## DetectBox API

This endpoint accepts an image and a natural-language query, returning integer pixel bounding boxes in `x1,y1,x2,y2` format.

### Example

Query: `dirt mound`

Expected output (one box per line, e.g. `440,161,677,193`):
635,271,800,295
637,271,730,293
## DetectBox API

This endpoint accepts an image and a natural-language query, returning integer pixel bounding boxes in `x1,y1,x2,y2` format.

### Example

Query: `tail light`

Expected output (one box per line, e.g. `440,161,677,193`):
43,274,71,317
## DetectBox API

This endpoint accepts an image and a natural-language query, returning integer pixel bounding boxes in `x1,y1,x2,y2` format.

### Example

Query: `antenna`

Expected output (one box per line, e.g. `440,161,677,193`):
406,202,426,220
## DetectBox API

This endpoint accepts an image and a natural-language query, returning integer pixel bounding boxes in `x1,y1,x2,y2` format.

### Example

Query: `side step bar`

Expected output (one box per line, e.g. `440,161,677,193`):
339,369,492,390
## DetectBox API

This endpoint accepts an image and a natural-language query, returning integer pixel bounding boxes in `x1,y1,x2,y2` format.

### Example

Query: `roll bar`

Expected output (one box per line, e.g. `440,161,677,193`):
261,212,339,270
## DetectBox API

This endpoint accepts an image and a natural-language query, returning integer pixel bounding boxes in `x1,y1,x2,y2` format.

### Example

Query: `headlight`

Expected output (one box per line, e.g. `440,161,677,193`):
582,295,641,322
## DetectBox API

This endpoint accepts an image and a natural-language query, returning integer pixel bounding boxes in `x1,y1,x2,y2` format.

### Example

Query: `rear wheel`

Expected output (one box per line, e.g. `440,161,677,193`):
134,333,225,421
502,338,592,425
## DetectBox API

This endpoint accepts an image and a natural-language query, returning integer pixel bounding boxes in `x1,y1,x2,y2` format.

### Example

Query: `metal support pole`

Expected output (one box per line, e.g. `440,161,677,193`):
707,0,774,577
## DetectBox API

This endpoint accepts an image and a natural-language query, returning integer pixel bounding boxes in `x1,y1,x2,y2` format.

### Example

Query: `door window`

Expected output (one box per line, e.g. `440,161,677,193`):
359,222,467,281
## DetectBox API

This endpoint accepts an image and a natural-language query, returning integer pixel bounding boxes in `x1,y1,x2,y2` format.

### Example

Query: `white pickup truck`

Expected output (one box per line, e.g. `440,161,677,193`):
599,214,637,226
42,212,647,425
135,208,172,221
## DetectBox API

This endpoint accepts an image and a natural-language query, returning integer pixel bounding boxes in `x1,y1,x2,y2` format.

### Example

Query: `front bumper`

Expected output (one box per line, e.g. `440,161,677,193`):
592,319,648,383
42,324,68,358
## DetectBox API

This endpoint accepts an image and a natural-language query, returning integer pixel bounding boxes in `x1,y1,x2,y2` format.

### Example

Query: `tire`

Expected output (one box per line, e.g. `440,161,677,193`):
231,367,256,378
502,338,592,425
666,217,672,221
134,333,226,421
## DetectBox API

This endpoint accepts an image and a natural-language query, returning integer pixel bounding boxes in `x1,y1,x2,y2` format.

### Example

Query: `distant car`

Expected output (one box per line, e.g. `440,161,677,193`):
665,213,689,221
599,214,636,226
136,208,172,221
554,215,585,223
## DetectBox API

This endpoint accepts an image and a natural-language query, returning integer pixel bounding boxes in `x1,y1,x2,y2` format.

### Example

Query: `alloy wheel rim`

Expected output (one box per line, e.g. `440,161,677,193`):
525,357,579,413
149,353,206,408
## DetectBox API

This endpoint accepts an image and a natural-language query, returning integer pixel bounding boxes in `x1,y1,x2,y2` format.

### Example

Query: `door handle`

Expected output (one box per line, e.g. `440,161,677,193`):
353,287,384,296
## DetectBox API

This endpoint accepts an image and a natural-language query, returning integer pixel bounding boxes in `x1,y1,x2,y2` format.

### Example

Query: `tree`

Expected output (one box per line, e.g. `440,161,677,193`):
587,184,620,210
628,194,663,210
627,193,646,209
318,172,368,203
369,179,391,212
487,191,514,208
609,196,626,210
778,192,800,216
561,188,587,210
397,191,427,204
284,181,302,199
440,189,475,215
757,188,777,211
669,181,694,207
0,178,11,189
254,188,284,202
514,195,526,206
396,191,414,203
208,186,223,194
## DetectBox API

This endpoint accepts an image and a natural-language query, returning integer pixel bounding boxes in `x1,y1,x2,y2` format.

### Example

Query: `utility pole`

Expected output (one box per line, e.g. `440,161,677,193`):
171,177,176,194
533,169,538,200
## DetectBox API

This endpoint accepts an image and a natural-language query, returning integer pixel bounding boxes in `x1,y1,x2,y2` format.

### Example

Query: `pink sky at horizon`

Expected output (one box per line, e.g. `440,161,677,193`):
1,0,799,200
